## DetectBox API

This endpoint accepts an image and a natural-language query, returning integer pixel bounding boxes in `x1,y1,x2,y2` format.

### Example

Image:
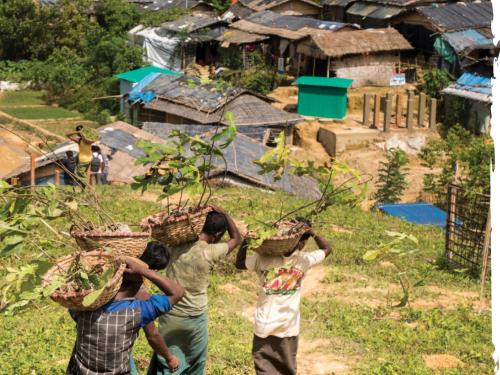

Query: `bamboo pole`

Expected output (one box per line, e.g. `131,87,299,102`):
312,58,316,76
55,169,60,186
479,208,491,311
363,93,371,127
395,93,403,127
372,94,380,129
296,53,302,77
30,152,36,191
326,57,330,78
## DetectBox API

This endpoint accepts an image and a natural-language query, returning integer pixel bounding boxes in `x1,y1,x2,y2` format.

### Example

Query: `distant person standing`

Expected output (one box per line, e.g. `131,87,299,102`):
61,151,78,187
66,125,94,184
89,145,104,186
100,149,109,185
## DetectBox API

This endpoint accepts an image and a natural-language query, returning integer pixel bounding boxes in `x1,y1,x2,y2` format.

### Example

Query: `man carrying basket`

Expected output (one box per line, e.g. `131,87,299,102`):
235,218,332,375
148,206,242,375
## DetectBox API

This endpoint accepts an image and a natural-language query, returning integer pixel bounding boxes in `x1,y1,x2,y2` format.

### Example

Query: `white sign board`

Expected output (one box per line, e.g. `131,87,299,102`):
390,73,406,86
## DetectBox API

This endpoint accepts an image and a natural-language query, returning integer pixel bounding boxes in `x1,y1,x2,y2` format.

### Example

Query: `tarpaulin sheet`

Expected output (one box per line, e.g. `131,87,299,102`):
128,73,161,103
433,36,456,64
137,28,182,71
377,202,447,228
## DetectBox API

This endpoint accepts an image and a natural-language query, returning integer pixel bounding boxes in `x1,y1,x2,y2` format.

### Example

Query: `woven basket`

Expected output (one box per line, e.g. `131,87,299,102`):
140,206,213,247
248,222,308,256
71,230,150,258
42,251,125,311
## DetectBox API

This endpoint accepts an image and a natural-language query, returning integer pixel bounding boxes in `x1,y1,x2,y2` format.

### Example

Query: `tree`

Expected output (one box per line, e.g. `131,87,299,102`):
421,69,453,98
97,0,139,35
374,148,409,204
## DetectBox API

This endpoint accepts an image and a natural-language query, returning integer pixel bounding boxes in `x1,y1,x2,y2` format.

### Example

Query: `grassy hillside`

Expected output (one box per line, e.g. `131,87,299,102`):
0,186,492,374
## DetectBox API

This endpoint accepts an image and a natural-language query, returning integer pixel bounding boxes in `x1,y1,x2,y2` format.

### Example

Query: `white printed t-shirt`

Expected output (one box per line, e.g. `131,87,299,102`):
245,249,326,338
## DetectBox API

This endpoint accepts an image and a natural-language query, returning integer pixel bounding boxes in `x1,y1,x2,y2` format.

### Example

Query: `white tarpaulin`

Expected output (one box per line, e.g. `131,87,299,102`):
135,27,182,71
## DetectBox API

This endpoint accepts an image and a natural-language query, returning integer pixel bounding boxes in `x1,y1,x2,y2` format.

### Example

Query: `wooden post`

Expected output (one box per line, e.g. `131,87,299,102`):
87,167,92,185
406,91,414,130
30,152,36,191
11,177,18,186
363,93,371,127
372,94,380,129
296,53,302,77
418,92,426,127
396,93,403,127
326,57,331,78
479,208,492,310
312,58,316,76
429,98,437,130
55,169,60,186
383,93,392,133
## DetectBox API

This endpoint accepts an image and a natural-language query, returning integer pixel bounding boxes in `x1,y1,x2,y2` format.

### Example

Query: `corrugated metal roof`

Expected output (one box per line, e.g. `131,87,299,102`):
245,10,349,31
347,1,404,19
322,0,356,7
160,14,224,33
140,0,214,11
442,28,494,54
140,122,321,199
115,66,182,83
417,1,493,32
296,76,353,88
347,2,381,17
442,72,492,103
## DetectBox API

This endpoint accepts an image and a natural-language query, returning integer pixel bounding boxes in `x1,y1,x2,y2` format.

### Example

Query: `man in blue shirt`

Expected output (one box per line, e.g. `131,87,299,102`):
67,255,185,375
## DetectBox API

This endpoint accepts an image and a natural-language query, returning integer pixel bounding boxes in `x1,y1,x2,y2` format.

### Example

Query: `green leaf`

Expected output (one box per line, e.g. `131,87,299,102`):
82,285,106,307
4,235,24,246
362,250,380,262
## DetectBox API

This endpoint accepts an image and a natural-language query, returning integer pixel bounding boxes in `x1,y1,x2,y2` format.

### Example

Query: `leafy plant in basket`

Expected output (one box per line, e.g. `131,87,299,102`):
247,132,371,252
132,113,237,246
0,181,138,314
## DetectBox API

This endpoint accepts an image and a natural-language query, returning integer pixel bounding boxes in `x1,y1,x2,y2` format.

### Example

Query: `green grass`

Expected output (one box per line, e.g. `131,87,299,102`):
0,186,492,374
0,90,45,106
35,120,99,137
0,106,81,120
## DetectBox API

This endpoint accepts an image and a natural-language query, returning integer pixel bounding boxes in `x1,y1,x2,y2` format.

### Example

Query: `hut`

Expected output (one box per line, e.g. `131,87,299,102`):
295,28,413,87
115,66,182,112
127,74,302,141
223,11,356,73
441,71,492,134
133,0,216,15
295,76,353,119
393,1,494,74
141,122,322,199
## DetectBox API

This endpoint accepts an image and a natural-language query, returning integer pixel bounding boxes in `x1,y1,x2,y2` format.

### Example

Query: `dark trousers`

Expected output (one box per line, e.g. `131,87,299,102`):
252,335,298,375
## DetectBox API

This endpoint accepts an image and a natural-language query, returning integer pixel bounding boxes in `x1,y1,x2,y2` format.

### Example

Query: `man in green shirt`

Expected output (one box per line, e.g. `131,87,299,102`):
148,206,241,375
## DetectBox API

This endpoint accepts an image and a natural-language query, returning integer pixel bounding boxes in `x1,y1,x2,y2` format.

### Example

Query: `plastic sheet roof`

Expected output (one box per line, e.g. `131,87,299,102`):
160,15,224,33
442,28,494,54
442,72,492,103
245,10,348,31
115,66,182,83
417,1,493,32
139,0,214,11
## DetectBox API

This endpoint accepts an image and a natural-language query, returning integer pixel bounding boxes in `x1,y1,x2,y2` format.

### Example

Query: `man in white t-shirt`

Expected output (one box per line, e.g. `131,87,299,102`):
235,218,332,375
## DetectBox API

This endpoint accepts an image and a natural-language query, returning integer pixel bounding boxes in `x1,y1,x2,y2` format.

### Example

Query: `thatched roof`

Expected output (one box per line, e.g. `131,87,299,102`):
139,74,302,127
218,29,270,45
297,27,413,59
230,11,355,41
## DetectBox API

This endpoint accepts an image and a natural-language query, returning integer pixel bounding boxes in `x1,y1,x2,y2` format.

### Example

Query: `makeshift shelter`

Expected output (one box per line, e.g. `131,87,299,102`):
225,11,356,73
295,28,413,87
340,0,444,28
141,122,322,199
224,0,322,21
115,66,182,112
295,76,353,119
393,1,494,74
442,72,492,134
127,74,302,137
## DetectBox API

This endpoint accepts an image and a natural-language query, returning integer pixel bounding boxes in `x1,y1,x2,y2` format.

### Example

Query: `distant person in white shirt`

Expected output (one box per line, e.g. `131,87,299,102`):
236,218,332,375
89,145,104,185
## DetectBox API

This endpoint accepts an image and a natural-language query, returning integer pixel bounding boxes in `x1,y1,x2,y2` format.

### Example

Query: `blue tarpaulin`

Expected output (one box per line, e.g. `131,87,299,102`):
456,72,492,96
377,202,447,228
128,73,161,103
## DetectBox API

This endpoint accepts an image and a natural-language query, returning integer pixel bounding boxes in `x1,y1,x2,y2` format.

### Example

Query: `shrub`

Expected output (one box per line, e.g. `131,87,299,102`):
374,148,409,204
421,69,453,98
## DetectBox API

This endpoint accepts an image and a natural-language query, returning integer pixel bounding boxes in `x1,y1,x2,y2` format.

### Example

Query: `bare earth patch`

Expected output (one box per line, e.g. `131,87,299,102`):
298,338,356,375
423,354,464,370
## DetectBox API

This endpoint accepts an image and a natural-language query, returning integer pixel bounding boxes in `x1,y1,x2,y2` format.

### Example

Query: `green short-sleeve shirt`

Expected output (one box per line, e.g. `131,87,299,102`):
165,240,229,317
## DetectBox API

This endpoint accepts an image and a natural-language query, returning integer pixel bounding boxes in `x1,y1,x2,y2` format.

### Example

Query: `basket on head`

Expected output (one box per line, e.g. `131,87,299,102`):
42,251,125,311
248,221,309,256
140,206,213,247
71,229,151,258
